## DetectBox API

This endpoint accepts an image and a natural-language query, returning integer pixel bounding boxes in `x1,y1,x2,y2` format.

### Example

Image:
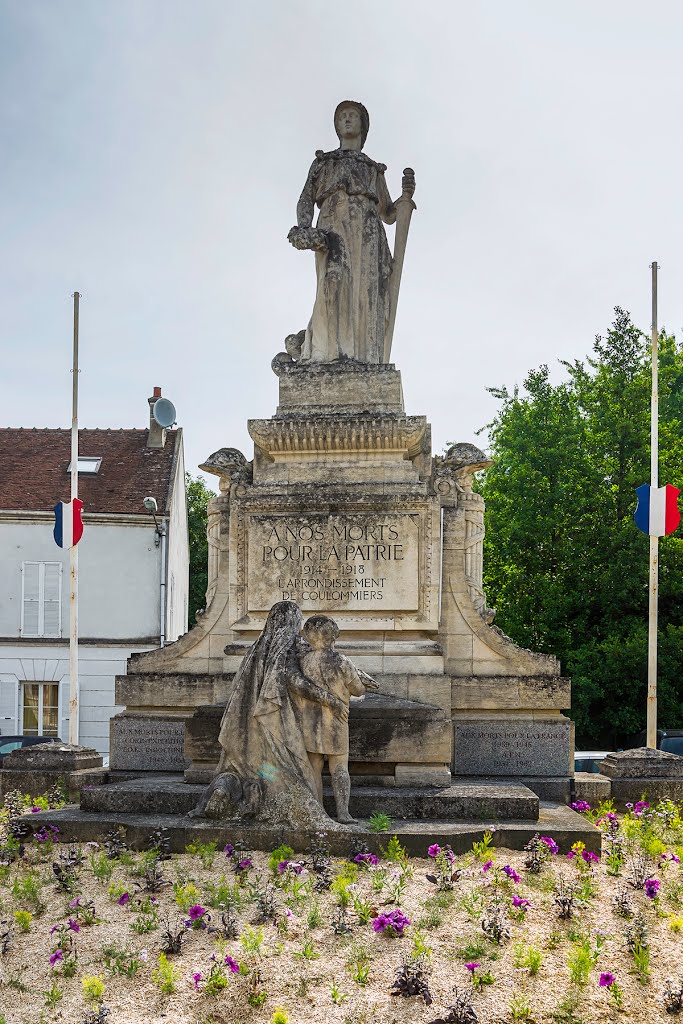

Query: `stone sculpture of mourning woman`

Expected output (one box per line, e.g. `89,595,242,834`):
191,601,356,829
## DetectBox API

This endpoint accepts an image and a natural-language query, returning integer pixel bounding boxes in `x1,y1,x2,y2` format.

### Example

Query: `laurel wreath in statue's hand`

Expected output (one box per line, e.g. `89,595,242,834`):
287,226,329,252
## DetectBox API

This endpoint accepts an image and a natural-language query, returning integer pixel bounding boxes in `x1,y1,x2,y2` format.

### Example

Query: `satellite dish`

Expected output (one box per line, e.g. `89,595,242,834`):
152,397,177,428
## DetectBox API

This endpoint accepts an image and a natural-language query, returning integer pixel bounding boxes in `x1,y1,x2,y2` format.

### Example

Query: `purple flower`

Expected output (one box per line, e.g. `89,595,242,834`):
68,898,80,909
541,836,559,854
50,925,60,935
118,892,130,906
224,955,239,973
567,850,577,860
427,844,441,858
223,843,235,857
192,972,202,990
237,858,252,871
465,962,480,973
512,895,530,908
188,905,207,920
571,801,591,813
67,918,80,932
276,861,289,873
502,865,521,884
599,972,615,987
444,846,456,864
644,878,660,899
354,853,380,867
482,860,493,872
49,950,63,967
30,806,41,813
581,850,599,865
634,801,650,815
372,909,411,937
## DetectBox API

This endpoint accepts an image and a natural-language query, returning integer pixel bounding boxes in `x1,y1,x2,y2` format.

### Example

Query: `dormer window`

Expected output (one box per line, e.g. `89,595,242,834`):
67,457,101,474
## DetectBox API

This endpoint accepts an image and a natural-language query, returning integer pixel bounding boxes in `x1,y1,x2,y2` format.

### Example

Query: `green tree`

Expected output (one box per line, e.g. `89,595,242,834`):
480,309,683,746
186,474,216,625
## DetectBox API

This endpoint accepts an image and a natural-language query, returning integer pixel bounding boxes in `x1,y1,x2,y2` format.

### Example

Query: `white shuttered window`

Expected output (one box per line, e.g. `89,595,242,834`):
21,562,62,638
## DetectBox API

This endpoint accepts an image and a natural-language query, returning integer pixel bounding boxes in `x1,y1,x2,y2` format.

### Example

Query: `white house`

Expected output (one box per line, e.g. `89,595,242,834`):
0,390,189,755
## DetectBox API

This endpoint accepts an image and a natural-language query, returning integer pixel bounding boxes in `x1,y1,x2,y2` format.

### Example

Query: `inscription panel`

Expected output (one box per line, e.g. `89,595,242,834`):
452,719,572,777
110,716,188,772
247,513,420,612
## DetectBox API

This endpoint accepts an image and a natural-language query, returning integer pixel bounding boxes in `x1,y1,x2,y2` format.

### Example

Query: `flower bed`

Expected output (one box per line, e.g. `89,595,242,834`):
0,796,683,1022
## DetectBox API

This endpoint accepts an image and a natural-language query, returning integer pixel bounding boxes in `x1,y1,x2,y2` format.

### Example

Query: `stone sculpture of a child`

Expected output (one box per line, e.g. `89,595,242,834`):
297,614,379,823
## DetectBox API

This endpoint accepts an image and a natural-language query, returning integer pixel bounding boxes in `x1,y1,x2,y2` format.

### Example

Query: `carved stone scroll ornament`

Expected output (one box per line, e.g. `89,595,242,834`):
199,447,253,494
435,443,496,624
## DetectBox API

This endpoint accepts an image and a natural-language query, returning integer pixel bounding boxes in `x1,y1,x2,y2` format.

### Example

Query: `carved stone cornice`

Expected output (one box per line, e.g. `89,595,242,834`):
248,414,427,459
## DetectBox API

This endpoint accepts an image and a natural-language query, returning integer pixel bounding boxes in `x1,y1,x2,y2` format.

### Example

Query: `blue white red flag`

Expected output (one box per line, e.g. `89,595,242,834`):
634,484,680,537
53,498,84,549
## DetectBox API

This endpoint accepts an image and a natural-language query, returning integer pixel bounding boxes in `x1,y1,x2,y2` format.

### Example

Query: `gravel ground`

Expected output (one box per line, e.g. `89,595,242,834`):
0,814,681,1024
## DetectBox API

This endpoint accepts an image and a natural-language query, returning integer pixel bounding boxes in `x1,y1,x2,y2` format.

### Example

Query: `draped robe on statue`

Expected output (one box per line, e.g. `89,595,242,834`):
296,149,395,364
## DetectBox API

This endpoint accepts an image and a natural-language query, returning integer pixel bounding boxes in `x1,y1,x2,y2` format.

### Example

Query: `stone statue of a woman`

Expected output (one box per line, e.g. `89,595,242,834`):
288,101,416,364
191,601,352,829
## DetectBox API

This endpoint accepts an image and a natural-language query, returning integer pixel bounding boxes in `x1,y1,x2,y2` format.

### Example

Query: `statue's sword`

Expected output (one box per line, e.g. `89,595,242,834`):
384,168,416,363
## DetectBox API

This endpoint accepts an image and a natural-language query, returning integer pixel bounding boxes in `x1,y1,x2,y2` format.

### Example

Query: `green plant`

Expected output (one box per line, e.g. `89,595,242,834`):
11,872,44,914
82,975,106,1004
510,992,535,1022
270,1010,289,1024
368,810,393,833
240,924,265,957
381,835,408,863
247,968,267,1007
306,899,323,929
152,952,180,994
204,878,244,910
89,851,114,883
186,839,218,869
567,943,592,987
107,882,128,902
173,881,202,912
352,894,374,924
471,830,494,860
459,888,485,920
101,943,142,977
330,978,348,1005
130,908,158,934
410,929,432,961
6,972,28,992
294,938,320,961
43,981,64,1009
455,937,487,961
550,992,585,1024
631,943,651,984
345,940,372,986
13,909,32,932
512,940,543,976
268,844,295,873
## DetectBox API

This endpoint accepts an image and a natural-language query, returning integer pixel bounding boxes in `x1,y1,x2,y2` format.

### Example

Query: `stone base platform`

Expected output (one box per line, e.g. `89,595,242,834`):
78,775,540,822
26,801,599,855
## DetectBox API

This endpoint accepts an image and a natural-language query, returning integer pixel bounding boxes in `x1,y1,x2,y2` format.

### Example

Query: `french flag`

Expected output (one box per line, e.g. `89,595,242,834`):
634,484,680,537
53,498,84,549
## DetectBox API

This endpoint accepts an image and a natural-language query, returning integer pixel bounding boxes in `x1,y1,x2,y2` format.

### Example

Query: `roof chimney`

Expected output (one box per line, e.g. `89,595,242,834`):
147,387,166,449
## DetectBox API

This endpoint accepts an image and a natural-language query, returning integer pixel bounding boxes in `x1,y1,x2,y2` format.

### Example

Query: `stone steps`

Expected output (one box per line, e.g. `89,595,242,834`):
79,775,539,822
25,802,600,856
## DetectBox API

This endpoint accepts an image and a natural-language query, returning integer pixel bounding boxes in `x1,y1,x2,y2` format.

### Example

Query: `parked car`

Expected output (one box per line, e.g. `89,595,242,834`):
0,735,62,765
630,730,683,756
574,751,610,774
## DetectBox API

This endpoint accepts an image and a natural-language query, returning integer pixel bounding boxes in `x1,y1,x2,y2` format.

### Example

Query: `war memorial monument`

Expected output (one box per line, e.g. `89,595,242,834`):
18,102,601,852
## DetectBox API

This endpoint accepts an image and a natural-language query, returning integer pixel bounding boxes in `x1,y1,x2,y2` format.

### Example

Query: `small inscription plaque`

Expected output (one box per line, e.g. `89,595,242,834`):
453,719,572,777
110,716,189,772
247,513,419,612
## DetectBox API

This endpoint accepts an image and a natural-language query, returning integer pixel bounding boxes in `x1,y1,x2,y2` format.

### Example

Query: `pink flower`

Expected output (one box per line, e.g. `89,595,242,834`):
512,895,530,908
188,905,207,920
581,850,599,865
465,962,480,973
49,949,63,967
224,955,239,972
571,801,591,813
540,836,559,854
427,844,441,858
599,972,615,987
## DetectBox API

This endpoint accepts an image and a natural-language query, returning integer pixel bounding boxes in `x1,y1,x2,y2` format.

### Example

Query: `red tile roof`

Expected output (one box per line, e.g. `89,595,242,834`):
0,428,180,515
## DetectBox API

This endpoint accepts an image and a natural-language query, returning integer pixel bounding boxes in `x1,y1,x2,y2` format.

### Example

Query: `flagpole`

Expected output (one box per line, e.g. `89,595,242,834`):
69,292,80,746
646,264,659,749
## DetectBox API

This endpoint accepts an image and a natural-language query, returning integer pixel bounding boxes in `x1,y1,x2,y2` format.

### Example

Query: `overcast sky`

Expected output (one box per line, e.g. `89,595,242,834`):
2,1,682,490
